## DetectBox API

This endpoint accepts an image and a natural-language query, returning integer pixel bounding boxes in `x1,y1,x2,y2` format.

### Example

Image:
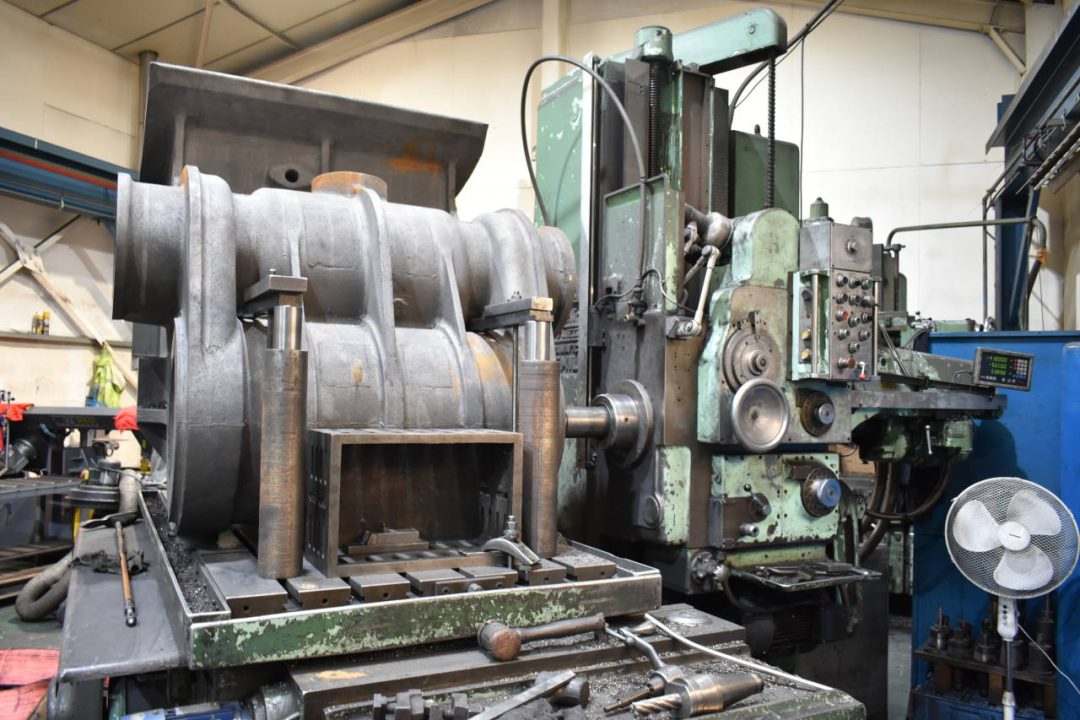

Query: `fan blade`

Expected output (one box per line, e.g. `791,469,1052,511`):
1006,489,1061,536
994,546,1054,592
952,500,1001,552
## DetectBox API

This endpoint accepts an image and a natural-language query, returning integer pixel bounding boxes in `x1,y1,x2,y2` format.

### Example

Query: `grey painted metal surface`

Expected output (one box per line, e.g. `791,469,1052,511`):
114,168,574,536
59,517,184,681
139,63,486,209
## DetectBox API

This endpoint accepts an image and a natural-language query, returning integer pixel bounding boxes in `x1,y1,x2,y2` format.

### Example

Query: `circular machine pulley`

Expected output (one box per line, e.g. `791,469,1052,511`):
722,325,780,388
595,380,654,467
729,378,789,453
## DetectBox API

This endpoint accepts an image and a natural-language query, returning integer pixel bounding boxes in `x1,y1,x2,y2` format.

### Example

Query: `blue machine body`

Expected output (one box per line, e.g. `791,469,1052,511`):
911,332,1080,719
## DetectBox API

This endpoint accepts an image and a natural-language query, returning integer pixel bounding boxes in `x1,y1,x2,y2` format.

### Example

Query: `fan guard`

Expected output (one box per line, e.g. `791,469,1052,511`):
945,477,1079,600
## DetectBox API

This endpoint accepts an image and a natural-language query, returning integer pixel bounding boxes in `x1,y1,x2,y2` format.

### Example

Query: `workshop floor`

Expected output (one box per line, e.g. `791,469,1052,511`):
888,614,913,719
0,604,62,650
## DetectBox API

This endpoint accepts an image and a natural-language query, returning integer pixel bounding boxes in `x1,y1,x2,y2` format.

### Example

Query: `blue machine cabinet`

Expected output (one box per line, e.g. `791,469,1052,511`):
912,332,1080,719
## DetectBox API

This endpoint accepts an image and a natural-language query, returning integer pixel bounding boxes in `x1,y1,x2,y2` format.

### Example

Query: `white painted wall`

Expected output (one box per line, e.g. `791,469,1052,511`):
0,1,139,169
0,3,138,458
303,0,1024,325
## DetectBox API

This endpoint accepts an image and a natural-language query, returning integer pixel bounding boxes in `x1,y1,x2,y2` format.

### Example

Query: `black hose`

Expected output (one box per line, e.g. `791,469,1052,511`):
519,55,655,307
859,518,891,561
865,464,951,522
519,55,645,228
16,470,141,622
858,462,895,559
860,461,888,532
16,551,72,621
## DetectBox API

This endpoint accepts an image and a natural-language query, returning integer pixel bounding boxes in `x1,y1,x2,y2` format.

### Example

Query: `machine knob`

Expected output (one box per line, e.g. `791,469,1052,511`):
813,402,835,425
799,349,812,362
846,239,859,254
835,292,848,304
837,328,850,340
861,295,874,307
838,356,856,370
836,310,849,321
800,329,811,341
858,329,871,341
802,473,842,517
848,342,861,353
836,275,848,287
861,312,872,323
848,316,859,327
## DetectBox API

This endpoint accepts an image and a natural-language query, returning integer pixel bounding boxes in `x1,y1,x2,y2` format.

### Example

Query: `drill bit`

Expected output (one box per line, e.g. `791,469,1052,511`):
632,693,682,715
604,686,653,713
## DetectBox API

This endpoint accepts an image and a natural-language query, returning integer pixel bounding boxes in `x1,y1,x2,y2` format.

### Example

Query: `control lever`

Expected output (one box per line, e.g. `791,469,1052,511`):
602,626,686,712
479,613,605,661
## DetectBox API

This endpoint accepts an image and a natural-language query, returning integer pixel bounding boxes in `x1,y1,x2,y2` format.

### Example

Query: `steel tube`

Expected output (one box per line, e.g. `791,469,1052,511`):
887,215,1045,326
523,319,552,361
518,359,563,557
257,347,308,578
565,406,610,439
270,305,302,350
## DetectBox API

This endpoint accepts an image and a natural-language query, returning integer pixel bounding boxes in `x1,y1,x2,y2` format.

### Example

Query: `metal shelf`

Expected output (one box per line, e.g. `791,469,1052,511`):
0,330,131,349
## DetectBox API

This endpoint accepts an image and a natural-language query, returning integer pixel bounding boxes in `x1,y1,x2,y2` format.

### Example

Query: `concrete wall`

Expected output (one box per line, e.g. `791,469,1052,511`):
303,0,1025,325
0,2,137,459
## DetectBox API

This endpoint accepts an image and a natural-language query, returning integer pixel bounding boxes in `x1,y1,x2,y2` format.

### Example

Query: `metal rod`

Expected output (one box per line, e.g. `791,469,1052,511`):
471,670,575,720
690,247,719,332
116,521,137,627
810,272,820,373
889,216,1046,326
644,613,834,692
511,326,519,432
765,57,776,208
565,406,610,439
886,217,1046,248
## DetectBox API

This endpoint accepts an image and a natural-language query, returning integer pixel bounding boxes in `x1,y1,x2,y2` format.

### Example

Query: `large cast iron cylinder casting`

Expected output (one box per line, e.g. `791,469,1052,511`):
114,168,575,539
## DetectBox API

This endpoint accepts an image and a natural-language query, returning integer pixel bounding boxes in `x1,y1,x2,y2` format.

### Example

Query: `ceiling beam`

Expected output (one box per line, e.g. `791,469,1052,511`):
785,0,1025,35
248,0,496,85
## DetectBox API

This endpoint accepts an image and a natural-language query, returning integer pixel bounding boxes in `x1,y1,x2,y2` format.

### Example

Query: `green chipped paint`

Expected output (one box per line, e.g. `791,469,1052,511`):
710,454,839,555
697,211,798,442
535,72,584,251
609,8,787,75
728,209,799,287
187,571,659,669
601,178,681,313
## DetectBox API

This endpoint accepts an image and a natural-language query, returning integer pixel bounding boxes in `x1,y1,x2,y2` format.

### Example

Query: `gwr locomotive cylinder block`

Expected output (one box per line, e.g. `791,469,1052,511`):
114,167,574,536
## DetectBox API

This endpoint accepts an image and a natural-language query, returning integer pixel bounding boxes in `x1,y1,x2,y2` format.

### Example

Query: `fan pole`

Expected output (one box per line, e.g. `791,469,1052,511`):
998,596,1017,720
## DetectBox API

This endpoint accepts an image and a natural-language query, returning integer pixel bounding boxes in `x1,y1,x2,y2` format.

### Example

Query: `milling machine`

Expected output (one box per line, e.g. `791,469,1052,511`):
44,9,1034,720
533,10,1026,715
49,43,866,720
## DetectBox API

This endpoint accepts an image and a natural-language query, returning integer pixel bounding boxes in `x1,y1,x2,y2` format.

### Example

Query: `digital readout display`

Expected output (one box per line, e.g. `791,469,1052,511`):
973,348,1033,391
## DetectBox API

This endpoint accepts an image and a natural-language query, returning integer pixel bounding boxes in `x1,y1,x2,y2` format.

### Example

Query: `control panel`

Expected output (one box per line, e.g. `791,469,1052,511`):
792,269,876,381
973,348,1033,391
792,218,876,382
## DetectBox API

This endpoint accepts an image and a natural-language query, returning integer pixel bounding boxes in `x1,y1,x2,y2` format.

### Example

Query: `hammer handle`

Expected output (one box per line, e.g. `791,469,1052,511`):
518,613,605,643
